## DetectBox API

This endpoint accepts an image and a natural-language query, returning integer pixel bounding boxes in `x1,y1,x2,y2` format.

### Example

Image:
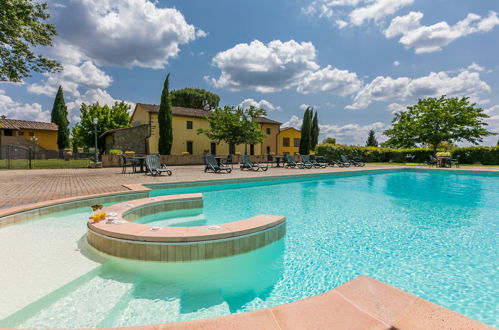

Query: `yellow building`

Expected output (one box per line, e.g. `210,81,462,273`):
107,103,282,155
277,127,301,155
0,116,58,150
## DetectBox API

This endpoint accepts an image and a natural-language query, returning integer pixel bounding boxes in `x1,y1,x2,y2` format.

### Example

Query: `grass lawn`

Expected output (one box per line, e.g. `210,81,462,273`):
0,159,90,169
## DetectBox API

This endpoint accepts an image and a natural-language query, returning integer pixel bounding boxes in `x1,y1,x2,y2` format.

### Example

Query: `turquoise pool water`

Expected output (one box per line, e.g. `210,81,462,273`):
1,170,498,328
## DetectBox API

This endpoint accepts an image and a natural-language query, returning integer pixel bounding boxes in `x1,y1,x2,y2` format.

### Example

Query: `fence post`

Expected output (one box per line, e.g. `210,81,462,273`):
7,146,11,169
29,147,33,169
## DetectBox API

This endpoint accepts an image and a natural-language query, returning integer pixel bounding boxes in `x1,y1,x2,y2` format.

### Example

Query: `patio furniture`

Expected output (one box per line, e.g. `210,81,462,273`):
448,157,459,168
133,155,147,172
309,155,327,168
284,154,297,168
300,155,315,169
341,155,364,167
205,154,232,173
427,156,437,167
240,155,268,171
225,154,235,169
145,154,172,176
119,154,138,173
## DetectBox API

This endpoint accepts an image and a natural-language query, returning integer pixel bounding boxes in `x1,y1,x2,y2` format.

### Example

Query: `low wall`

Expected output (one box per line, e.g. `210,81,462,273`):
87,193,286,261
102,154,272,167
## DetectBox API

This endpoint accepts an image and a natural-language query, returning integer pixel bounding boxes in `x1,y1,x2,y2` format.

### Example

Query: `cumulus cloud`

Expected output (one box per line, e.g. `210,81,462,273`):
467,62,485,72
319,121,387,145
297,65,363,96
349,0,414,26
347,70,491,110
302,0,413,27
238,99,281,112
385,11,499,53
299,104,319,110
393,60,400,66
27,61,112,98
281,115,303,129
0,90,50,122
46,0,203,68
207,39,319,93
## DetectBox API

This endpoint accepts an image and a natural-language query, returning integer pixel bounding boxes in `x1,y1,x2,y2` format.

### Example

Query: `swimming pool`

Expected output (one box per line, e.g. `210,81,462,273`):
0,169,497,328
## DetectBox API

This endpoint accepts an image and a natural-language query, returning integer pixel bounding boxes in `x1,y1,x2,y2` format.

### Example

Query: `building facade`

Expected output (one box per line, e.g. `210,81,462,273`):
0,116,58,150
104,104,283,156
278,127,301,155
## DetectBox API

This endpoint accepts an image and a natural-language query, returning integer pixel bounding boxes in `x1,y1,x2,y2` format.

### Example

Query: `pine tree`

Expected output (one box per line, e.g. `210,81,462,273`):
50,86,69,151
299,107,312,155
158,73,173,155
366,129,378,147
311,111,319,150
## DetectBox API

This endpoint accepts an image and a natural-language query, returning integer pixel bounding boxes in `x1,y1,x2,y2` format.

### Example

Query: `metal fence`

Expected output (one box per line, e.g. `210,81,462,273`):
0,145,93,169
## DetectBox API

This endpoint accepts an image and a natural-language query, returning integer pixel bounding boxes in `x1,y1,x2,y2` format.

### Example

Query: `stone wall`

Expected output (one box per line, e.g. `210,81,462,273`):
105,125,150,155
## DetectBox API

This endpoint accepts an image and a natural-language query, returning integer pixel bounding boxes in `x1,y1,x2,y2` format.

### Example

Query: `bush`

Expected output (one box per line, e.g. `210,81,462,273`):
109,149,122,155
315,144,499,164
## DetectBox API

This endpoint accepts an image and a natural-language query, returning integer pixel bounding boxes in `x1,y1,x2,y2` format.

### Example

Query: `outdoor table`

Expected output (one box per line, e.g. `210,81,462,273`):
437,156,451,168
273,156,284,167
133,156,147,173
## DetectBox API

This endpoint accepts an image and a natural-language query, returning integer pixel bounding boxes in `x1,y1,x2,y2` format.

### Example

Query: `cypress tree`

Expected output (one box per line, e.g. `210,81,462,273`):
366,129,378,147
311,111,319,150
299,107,312,155
51,86,69,151
158,73,173,155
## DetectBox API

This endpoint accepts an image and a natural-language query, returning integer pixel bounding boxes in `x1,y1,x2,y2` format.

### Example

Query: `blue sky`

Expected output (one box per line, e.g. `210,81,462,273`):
1,0,499,145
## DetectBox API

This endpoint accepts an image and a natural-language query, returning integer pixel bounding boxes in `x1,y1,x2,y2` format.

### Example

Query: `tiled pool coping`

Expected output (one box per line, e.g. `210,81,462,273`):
0,167,497,329
87,193,286,261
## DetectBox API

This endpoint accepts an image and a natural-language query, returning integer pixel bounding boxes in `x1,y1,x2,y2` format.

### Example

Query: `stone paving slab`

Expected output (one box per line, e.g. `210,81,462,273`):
0,164,497,210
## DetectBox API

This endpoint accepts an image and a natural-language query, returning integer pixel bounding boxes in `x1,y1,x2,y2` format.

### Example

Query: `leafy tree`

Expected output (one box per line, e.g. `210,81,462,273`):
384,96,495,154
71,101,130,152
170,88,220,109
0,0,62,82
158,73,173,155
299,107,312,155
322,137,336,144
197,105,267,152
311,111,319,150
366,129,378,147
50,86,69,151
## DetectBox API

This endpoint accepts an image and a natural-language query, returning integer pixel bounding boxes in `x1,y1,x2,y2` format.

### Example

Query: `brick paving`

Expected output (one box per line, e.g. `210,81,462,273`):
0,164,497,210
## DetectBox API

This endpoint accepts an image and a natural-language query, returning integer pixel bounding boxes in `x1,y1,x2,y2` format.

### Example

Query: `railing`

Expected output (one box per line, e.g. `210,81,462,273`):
0,145,93,169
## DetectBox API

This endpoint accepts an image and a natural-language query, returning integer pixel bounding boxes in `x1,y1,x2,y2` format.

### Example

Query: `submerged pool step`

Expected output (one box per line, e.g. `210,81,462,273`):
17,273,137,329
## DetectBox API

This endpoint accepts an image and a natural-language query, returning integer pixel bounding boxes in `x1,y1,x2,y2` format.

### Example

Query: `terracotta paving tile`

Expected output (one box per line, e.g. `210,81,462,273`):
335,275,419,325
270,290,390,330
158,309,279,330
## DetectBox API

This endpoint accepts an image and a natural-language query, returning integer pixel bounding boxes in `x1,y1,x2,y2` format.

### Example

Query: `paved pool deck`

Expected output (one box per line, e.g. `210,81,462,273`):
1,164,497,210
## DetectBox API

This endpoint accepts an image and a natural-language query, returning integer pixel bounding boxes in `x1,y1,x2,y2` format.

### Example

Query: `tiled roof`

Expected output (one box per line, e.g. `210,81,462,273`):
135,103,282,125
0,118,58,131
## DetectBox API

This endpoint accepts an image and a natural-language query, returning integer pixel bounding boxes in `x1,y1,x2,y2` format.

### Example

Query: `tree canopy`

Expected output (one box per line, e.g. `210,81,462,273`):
71,101,130,151
366,129,378,147
0,0,62,82
299,107,312,155
322,137,336,144
311,111,319,150
197,105,267,151
170,88,220,109
383,96,494,154
158,73,173,155
50,86,69,150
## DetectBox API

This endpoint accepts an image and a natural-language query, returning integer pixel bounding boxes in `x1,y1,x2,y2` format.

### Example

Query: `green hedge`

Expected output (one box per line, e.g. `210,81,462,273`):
315,144,499,165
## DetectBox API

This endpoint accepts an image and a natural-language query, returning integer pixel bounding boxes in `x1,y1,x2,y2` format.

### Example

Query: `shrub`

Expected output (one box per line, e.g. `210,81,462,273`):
452,147,499,165
109,149,122,154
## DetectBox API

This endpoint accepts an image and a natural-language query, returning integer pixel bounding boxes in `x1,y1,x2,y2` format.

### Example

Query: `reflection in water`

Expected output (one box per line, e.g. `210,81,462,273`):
134,208,208,227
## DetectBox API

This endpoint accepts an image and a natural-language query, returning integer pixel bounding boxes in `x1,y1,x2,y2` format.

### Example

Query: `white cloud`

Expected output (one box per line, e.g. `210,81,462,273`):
393,60,400,66
347,70,491,110
238,99,281,111
28,61,112,98
0,90,50,122
386,102,407,113
299,104,319,110
349,0,414,26
297,65,363,96
385,11,499,53
281,115,302,129
46,0,203,69
319,121,387,145
302,0,413,27
207,39,319,93
467,62,485,72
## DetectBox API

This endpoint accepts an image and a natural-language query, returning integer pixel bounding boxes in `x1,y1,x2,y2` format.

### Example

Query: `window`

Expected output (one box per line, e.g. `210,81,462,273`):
210,142,216,155
229,143,236,155
266,128,271,134
29,132,34,136
266,146,271,154
19,131,24,136
283,137,290,147
250,144,254,155
186,141,193,154
294,138,300,147
186,121,193,129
